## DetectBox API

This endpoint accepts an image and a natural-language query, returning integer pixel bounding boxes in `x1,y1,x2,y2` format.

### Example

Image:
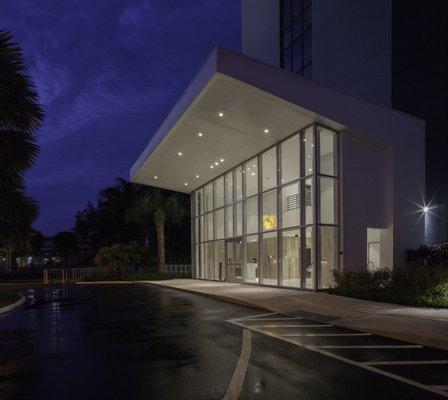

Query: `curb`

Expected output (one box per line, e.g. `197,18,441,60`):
76,281,138,285
0,294,26,315
145,281,448,352
144,281,269,312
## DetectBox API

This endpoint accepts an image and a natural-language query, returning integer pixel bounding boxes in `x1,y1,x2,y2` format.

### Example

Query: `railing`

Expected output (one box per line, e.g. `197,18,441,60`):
43,266,140,284
162,264,191,275
43,264,192,284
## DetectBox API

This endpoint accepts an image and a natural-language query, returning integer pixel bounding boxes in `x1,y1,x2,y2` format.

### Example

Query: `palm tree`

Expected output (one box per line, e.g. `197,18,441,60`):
0,30,43,264
127,189,186,272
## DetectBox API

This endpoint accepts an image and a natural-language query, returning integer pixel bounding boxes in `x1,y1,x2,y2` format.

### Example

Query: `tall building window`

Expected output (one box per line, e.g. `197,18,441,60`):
280,0,312,78
192,123,338,290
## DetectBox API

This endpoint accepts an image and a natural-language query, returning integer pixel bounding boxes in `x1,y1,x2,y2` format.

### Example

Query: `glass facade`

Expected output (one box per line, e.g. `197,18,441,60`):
280,0,312,78
192,123,339,290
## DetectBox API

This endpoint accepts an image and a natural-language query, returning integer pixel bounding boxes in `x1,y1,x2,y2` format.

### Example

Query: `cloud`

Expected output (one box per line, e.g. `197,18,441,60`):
1,0,241,235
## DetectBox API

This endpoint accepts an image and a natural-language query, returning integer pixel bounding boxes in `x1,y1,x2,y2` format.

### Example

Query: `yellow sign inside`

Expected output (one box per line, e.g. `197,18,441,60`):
262,215,277,230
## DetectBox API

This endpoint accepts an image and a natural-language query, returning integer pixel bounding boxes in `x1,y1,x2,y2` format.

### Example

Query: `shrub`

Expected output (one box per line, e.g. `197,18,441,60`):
82,272,188,282
405,243,448,267
331,266,448,308
94,242,152,268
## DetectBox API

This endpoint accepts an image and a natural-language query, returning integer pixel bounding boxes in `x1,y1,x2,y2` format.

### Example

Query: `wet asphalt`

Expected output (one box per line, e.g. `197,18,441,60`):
0,284,446,400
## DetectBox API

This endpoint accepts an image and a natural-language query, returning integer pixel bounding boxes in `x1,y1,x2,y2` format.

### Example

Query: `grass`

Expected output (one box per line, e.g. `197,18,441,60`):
81,272,190,282
329,267,448,308
0,290,21,308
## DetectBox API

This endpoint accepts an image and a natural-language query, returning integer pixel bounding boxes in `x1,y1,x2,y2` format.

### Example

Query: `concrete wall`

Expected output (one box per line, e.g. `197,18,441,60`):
312,0,392,107
340,132,393,270
242,0,280,66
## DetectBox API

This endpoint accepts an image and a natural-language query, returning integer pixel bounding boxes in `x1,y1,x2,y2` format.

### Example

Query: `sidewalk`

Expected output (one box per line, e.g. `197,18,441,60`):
148,279,448,351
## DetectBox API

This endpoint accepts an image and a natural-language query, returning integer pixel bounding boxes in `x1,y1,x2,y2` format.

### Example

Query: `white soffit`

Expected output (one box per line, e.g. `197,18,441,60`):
130,47,424,194
131,74,331,193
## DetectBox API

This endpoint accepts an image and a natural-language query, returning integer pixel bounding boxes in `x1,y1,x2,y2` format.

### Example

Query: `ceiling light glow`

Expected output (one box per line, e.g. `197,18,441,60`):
177,151,183,156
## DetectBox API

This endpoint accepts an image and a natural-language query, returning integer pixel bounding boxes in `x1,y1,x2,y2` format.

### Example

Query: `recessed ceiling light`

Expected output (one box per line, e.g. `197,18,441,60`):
210,165,214,169
154,175,158,179
308,168,312,172
177,151,183,156
214,162,219,166
251,172,255,176
195,175,199,178
218,111,224,118
264,129,269,134
184,182,188,186
220,158,224,163
197,132,203,137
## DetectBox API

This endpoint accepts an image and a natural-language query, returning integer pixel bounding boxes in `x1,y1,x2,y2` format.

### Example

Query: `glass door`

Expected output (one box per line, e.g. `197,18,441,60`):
226,239,243,283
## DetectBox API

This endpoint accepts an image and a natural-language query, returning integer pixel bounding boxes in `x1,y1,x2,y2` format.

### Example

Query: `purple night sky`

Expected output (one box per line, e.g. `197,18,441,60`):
0,1,240,235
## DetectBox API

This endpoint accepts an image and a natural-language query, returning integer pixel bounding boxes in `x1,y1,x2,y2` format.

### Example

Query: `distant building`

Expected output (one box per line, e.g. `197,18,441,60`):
129,0,445,290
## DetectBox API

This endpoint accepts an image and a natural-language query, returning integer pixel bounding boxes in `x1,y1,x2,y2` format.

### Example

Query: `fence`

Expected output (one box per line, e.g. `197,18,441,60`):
162,264,191,275
43,264,192,284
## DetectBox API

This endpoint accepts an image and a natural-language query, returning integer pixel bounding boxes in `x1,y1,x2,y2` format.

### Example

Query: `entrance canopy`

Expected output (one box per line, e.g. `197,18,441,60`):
130,47,423,193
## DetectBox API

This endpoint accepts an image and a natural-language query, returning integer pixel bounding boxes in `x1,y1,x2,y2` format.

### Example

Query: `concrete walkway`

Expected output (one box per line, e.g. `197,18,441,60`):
149,279,448,351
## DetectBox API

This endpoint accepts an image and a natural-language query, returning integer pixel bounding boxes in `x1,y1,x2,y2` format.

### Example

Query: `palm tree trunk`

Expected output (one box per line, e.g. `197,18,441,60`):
155,209,166,273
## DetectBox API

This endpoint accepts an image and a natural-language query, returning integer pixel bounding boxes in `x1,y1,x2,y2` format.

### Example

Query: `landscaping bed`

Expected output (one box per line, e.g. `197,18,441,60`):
0,290,21,308
329,267,448,308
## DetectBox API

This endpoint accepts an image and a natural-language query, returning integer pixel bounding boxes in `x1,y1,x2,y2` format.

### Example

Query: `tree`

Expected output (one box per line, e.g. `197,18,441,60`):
0,30,43,256
53,231,78,265
74,178,143,248
127,189,186,272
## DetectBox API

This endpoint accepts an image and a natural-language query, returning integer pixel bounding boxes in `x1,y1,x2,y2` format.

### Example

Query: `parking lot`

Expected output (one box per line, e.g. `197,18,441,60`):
229,312,448,398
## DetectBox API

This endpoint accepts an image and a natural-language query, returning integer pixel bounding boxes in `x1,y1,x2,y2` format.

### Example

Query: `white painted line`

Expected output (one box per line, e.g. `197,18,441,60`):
227,319,448,398
429,385,448,391
283,333,372,337
241,317,303,321
235,312,277,320
223,329,252,400
252,324,332,328
315,345,423,349
363,360,448,366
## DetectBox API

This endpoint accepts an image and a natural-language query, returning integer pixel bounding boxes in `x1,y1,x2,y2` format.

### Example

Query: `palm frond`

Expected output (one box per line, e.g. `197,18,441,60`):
0,30,44,133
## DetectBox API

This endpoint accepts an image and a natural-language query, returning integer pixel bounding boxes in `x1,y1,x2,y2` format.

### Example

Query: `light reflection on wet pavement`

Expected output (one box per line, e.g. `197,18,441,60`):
0,284,445,400
0,285,257,400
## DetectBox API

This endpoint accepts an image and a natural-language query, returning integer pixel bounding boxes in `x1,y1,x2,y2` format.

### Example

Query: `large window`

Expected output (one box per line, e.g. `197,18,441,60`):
262,231,278,285
192,123,339,290
262,147,277,191
320,226,337,289
245,235,259,283
225,172,233,205
281,229,301,287
245,158,258,197
226,206,233,238
215,176,224,209
215,208,224,239
282,182,300,228
245,196,258,234
280,0,312,78
281,134,300,184
262,190,277,231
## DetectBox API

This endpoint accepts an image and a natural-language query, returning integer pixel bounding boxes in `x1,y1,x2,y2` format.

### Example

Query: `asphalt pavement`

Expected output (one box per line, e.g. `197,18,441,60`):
0,284,446,399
